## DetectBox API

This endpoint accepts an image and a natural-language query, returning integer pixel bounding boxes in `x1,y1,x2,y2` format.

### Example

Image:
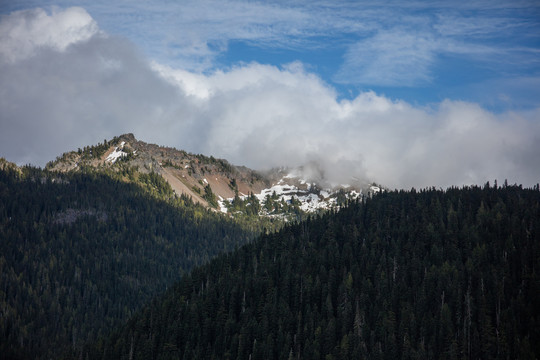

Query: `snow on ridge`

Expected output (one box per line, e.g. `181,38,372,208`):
217,175,364,215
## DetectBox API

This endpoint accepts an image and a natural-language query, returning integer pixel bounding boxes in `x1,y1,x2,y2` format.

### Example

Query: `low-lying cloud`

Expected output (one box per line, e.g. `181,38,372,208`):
1,7,539,189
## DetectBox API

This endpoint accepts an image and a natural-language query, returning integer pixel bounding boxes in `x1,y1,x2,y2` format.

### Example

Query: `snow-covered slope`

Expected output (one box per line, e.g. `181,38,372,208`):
219,170,381,216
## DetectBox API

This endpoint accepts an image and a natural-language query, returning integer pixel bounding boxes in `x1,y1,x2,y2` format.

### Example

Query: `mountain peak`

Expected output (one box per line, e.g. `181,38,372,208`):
45,134,380,217
118,133,136,142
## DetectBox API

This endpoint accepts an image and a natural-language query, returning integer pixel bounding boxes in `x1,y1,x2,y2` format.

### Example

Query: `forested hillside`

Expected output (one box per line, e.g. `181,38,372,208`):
0,162,254,359
87,184,540,359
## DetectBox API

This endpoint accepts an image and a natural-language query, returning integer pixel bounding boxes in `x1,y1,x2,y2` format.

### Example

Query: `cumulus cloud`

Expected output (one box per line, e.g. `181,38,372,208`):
0,7,183,166
0,7,99,63
178,67,538,188
1,6,539,189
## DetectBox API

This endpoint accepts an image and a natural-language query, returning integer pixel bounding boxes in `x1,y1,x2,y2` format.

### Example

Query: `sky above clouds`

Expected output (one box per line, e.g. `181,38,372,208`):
0,1,539,188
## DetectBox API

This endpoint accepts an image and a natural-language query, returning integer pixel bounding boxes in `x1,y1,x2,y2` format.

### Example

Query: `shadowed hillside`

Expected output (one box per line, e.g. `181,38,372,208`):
0,161,253,359
86,184,540,359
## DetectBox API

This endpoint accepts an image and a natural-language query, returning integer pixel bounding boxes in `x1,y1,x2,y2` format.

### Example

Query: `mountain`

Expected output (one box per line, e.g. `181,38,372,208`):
0,134,382,359
0,134,384,359
46,134,380,221
0,158,254,359
84,184,540,359
46,133,267,207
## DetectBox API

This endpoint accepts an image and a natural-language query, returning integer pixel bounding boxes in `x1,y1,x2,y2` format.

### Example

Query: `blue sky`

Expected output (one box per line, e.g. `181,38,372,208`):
1,1,539,188
4,0,539,110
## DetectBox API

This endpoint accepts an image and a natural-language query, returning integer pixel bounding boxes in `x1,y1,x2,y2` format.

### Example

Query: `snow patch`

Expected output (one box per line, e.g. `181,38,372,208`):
106,143,127,163
218,196,228,213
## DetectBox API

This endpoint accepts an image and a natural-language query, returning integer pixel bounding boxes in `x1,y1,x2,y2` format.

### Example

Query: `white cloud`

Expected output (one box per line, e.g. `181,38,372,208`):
1,6,539,189
334,31,439,86
0,7,99,63
100,0,320,71
434,13,520,37
133,62,540,189
0,7,183,167
100,0,540,88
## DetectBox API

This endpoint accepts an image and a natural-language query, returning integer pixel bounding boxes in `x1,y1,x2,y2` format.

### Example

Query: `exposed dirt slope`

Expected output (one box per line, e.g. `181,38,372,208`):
46,133,270,208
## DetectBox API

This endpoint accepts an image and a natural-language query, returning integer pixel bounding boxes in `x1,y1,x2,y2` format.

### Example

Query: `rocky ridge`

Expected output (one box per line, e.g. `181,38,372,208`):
46,134,381,217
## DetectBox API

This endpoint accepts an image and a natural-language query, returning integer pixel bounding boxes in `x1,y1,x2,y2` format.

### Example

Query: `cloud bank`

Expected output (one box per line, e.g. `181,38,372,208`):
1,7,539,189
